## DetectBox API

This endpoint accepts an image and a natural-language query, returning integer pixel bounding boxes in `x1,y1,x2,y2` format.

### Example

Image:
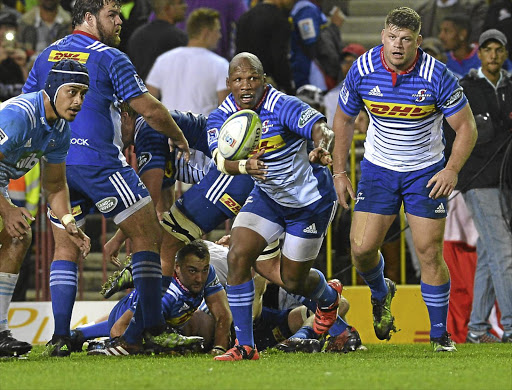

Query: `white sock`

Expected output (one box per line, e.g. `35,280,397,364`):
0,272,18,332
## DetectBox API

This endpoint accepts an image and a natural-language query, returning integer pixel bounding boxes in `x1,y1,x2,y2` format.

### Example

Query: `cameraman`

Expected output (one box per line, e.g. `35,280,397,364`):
458,29,512,344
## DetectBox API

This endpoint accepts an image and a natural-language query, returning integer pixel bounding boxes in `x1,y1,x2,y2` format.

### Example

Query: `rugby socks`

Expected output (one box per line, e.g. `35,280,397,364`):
357,254,388,301
288,293,349,337
50,260,78,336
309,269,337,308
0,272,18,332
292,325,316,339
226,279,255,347
421,280,450,338
131,251,165,330
123,304,144,344
162,275,172,296
77,321,110,339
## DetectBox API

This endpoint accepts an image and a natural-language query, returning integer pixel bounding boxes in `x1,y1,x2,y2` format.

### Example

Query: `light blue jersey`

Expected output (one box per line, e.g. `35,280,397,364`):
0,91,69,187
23,32,147,168
339,45,468,172
208,85,335,208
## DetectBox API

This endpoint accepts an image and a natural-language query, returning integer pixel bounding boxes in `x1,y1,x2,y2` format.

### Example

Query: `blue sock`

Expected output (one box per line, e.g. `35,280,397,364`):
50,260,77,337
421,280,450,338
226,280,255,347
123,304,144,344
78,321,110,339
308,269,337,308
292,326,316,339
162,275,172,296
131,251,165,330
357,254,388,301
287,293,348,336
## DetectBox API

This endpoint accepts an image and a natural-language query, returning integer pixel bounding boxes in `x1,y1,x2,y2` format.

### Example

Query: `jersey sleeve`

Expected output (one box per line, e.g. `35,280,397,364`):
203,265,223,298
276,95,324,139
436,67,468,118
0,106,31,154
171,111,210,156
206,108,227,153
337,65,364,117
109,52,148,102
134,118,169,177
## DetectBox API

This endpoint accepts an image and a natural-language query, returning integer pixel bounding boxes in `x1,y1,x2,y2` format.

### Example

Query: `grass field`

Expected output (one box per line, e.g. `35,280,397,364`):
1,344,511,390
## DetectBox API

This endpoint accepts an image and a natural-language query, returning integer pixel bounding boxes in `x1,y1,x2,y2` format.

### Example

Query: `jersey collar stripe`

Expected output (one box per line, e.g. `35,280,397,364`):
269,91,283,112
86,41,102,50
226,98,237,112
368,48,375,72
97,46,112,52
219,104,230,114
357,55,365,77
362,51,370,74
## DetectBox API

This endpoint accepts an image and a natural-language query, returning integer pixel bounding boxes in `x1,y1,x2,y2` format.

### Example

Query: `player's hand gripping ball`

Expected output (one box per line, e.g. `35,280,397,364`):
218,109,262,160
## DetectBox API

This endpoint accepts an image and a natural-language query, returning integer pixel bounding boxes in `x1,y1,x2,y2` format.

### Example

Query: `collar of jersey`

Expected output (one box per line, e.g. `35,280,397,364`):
380,47,420,86
72,29,100,41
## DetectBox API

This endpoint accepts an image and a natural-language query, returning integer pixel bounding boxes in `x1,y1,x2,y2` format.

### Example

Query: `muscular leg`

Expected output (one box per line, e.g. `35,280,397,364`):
408,214,451,338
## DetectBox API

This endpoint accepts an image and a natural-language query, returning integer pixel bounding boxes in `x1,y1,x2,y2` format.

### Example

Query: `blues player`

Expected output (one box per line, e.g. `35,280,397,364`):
22,0,190,357
208,52,342,361
79,240,231,356
0,59,91,357
332,7,477,352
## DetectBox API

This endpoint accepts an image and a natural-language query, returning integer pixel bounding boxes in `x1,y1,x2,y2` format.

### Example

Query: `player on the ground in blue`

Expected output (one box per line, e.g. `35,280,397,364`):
22,0,190,357
208,52,342,361
0,59,90,357
332,6,478,352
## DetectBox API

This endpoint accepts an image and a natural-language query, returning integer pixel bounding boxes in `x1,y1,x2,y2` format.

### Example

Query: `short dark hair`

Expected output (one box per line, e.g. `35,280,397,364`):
186,8,219,39
72,0,121,28
176,240,210,265
442,14,471,40
385,7,421,34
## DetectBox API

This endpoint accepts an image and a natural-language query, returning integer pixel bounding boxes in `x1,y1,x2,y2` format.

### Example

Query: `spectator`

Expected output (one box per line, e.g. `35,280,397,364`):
146,8,229,115
235,0,296,94
290,0,345,91
458,29,512,344
421,36,446,63
127,0,188,80
483,0,512,61
438,14,479,79
177,0,247,60
416,0,487,43
17,0,72,56
117,0,152,53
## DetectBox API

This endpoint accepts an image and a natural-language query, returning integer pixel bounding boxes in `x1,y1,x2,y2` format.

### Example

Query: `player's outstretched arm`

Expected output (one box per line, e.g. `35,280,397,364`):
128,93,190,162
427,104,477,199
205,289,232,355
332,106,356,209
309,119,334,166
42,161,90,257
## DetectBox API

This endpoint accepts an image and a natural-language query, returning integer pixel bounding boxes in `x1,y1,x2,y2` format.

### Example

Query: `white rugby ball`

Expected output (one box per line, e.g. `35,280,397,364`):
218,109,262,160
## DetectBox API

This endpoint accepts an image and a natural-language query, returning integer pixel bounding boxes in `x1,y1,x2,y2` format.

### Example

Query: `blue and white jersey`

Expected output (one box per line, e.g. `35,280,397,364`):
134,110,211,187
162,265,223,327
0,91,69,187
208,85,335,208
23,32,147,168
338,45,468,172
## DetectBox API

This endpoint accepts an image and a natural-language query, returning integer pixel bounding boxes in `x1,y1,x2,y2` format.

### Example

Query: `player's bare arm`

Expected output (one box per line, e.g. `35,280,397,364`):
42,161,90,257
331,105,357,209
309,119,334,166
205,289,232,354
128,93,190,162
427,104,477,199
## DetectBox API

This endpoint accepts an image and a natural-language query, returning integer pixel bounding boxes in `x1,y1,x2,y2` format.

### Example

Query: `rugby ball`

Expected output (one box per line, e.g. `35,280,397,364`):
218,109,262,160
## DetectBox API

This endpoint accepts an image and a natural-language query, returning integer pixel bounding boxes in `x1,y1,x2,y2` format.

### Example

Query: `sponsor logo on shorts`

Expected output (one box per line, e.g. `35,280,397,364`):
443,88,464,109
363,99,436,118
96,197,118,213
434,203,446,214
355,191,365,205
298,107,319,128
219,194,242,215
0,127,8,145
137,152,152,170
244,196,253,206
48,50,90,64
303,223,317,234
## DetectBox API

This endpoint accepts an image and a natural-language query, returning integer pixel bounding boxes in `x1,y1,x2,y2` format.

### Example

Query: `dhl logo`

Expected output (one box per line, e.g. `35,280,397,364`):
249,134,286,156
363,99,436,118
219,194,242,215
48,50,90,64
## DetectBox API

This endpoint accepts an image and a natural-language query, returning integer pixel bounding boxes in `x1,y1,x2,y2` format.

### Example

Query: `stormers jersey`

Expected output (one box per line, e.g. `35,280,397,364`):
161,265,223,327
0,91,69,187
339,45,467,172
134,110,211,187
208,85,335,208
22,32,147,167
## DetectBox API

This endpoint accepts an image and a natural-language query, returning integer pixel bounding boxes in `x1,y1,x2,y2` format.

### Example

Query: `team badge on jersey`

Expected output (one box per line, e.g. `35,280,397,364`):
413,89,432,102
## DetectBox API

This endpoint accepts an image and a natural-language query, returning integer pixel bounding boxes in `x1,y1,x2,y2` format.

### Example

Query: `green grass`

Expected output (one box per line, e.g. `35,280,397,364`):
1,344,511,390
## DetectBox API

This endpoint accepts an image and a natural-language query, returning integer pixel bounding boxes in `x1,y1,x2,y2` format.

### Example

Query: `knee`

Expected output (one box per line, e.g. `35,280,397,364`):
350,242,377,263
280,273,306,294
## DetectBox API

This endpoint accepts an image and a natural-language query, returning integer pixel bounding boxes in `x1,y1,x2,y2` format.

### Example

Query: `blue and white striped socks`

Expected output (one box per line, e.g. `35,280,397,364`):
0,272,18,332
50,260,78,337
421,280,450,338
227,279,255,347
